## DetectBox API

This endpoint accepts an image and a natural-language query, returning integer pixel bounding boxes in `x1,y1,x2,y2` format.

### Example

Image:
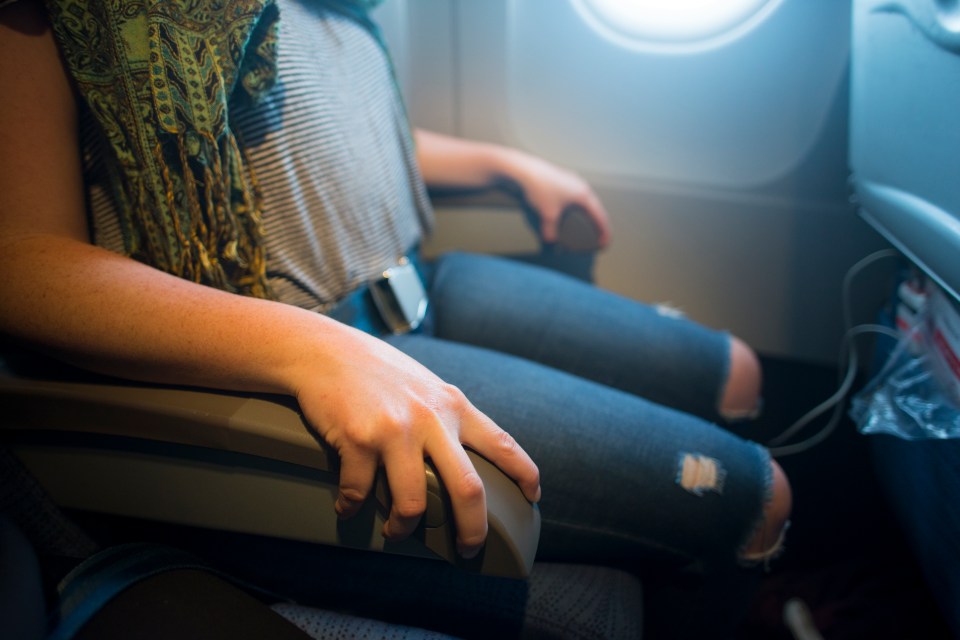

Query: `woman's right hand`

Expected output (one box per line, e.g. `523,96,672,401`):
290,324,542,559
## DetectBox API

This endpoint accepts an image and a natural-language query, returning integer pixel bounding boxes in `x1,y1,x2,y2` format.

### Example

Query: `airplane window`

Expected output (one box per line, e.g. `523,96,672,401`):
936,0,960,29
570,0,784,53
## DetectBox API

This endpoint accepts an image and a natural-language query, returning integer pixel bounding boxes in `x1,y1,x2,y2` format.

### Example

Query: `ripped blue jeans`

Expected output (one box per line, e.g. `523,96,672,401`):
338,251,773,570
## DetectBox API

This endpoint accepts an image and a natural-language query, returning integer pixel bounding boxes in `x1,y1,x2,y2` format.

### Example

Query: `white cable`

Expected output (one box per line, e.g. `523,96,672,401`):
768,324,899,456
784,598,825,640
842,249,899,331
766,248,901,456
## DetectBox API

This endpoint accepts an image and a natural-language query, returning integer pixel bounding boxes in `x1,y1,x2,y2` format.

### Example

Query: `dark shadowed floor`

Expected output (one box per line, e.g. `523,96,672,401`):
738,356,952,640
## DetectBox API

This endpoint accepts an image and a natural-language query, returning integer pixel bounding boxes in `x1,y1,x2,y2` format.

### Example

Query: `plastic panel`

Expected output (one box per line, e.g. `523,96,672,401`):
0,373,540,579
501,0,849,189
850,0,960,301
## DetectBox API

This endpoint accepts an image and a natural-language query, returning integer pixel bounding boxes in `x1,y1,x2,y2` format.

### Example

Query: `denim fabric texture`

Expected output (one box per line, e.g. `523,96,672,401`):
330,250,772,570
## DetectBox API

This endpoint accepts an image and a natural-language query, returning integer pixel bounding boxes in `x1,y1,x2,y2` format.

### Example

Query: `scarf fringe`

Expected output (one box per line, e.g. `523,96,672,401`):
132,132,272,297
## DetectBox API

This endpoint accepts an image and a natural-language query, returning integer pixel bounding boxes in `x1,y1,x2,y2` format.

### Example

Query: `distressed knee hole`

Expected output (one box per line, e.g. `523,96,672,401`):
676,452,726,496
719,337,763,421
654,302,685,319
740,460,792,567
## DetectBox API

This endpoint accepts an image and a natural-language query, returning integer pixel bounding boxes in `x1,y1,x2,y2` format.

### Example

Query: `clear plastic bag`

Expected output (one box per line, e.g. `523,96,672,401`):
851,302,960,441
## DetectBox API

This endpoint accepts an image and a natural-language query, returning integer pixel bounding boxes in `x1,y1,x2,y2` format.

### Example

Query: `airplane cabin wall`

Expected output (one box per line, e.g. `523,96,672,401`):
373,0,893,364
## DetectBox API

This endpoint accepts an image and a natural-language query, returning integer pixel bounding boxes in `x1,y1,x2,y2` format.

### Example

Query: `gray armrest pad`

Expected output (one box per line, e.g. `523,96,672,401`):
0,374,539,578
429,185,602,253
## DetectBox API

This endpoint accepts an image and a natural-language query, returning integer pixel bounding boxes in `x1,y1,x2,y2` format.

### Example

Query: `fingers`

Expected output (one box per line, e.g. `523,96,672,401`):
532,186,611,249
539,214,560,244
583,191,612,248
335,448,378,519
333,417,492,560
342,435,487,558
427,433,489,559
381,444,428,540
460,410,541,504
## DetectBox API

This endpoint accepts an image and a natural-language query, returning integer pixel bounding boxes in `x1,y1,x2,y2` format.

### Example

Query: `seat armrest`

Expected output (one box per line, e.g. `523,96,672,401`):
429,183,603,253
0,372,539,579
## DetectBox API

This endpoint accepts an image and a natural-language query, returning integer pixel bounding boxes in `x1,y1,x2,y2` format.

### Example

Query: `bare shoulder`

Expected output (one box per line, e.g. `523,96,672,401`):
0,0,88,243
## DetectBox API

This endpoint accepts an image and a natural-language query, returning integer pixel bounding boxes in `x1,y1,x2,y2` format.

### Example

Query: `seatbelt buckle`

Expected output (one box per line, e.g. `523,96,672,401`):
369,257,428,334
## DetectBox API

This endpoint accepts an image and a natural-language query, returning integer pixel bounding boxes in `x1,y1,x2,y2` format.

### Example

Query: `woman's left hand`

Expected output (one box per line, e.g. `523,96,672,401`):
413,129,612,248
505,150,612,249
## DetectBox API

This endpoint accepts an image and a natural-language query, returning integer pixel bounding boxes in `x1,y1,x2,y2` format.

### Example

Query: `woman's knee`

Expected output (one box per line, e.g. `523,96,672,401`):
741,459,792,563
719,336,762,420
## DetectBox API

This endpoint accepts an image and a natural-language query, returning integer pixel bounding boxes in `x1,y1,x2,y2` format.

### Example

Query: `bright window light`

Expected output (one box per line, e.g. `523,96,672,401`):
571,0,784,53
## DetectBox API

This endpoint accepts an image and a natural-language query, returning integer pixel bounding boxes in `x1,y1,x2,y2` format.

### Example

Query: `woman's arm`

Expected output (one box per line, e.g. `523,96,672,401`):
414,128,611,248
0,1,540,557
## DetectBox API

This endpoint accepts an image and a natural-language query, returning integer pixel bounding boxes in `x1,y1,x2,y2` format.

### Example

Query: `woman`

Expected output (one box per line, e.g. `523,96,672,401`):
0,0,790,631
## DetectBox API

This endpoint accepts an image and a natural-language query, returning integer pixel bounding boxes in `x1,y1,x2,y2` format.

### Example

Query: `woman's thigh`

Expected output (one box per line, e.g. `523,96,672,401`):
426,252,731,422
385,333,771,570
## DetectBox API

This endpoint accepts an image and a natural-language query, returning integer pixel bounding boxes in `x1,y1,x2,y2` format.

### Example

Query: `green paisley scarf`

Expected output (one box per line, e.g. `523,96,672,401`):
42,0,384,298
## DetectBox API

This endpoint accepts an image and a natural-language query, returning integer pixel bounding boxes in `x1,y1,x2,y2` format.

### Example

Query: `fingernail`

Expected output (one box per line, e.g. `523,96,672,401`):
458,543,481,560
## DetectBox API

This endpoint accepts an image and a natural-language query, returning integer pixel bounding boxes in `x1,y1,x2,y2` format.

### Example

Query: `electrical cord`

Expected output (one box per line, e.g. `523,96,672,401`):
767,249,901,457
768,323,899,456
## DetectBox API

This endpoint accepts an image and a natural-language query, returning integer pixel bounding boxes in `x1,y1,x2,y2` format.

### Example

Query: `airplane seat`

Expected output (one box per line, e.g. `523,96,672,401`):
848,0,960,634
0,340,541,577
0,344,645,639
